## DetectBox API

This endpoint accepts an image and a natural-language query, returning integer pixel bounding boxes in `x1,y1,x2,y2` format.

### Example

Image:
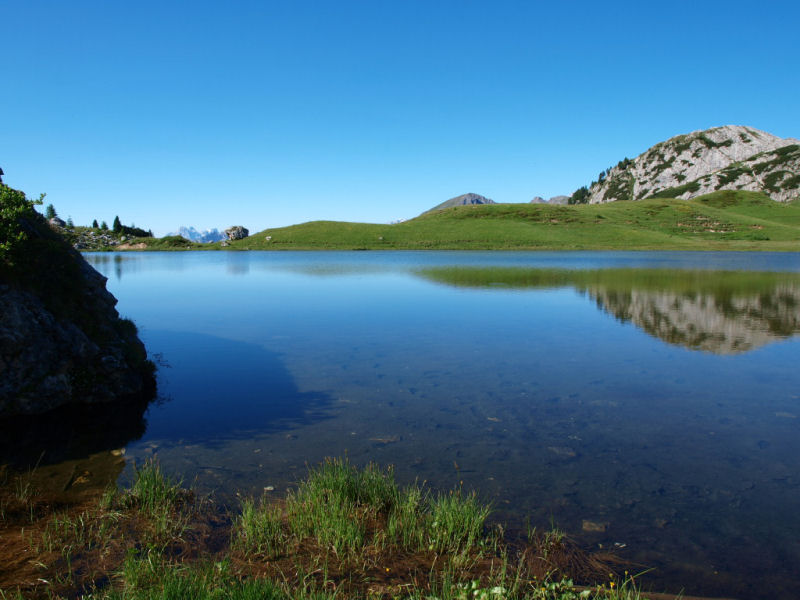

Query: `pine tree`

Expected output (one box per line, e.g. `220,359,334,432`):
92,219,99,228
101,221,108,230
45,204,57,219
112,215,122,233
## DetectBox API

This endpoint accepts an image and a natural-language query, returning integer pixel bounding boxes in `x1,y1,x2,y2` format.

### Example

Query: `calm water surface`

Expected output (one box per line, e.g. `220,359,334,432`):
70,252,800,597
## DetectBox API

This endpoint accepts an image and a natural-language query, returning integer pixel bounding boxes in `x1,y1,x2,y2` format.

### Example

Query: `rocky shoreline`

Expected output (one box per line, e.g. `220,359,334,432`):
0,185,156,416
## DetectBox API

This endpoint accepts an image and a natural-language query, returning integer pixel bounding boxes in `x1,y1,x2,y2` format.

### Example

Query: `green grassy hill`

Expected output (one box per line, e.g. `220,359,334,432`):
222,191,800,251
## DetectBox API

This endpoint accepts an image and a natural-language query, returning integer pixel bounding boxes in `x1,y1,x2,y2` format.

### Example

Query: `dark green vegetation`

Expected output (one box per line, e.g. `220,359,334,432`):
0,185,43,260
1,458,663,600
219,191,800,251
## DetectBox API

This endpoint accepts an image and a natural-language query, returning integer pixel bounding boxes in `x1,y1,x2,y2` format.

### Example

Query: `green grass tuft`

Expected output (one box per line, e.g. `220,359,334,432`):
428,489,491,554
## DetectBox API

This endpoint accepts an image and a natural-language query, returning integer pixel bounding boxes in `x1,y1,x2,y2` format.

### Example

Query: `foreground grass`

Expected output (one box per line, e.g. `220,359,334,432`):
0,458,678,599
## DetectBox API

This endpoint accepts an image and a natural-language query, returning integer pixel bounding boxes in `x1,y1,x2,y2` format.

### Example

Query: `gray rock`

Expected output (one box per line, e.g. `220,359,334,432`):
0,242,154,416
224,225,249,240
586,125,800,204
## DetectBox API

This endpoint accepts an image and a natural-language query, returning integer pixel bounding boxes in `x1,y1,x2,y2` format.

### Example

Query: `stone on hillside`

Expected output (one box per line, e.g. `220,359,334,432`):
225,226,249,240
49,216,66,227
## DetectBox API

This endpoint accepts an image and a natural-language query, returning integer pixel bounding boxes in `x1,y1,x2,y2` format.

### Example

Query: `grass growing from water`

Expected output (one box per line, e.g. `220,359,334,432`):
1,457,676,600
120,458,194,544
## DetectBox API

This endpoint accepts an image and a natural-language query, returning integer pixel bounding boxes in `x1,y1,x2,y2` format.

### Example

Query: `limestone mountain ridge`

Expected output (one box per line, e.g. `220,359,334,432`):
579,125,800,204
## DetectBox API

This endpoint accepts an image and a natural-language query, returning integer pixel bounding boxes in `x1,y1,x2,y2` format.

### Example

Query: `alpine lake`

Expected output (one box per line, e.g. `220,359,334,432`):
12,251,800,599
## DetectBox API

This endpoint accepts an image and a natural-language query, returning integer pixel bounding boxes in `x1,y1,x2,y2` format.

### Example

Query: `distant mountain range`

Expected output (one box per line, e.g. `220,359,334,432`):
168,226,226,243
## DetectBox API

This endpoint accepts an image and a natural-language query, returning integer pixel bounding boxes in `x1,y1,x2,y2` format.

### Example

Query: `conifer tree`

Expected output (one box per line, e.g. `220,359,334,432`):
92,219,99,228
112,215,122,233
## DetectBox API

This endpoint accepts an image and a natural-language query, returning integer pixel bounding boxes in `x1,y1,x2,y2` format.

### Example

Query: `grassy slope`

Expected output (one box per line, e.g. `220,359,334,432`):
224,191,800,251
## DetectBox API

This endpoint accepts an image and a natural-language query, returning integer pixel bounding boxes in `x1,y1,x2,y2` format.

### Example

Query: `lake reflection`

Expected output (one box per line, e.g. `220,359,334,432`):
77,251,800,600
418,267,800,354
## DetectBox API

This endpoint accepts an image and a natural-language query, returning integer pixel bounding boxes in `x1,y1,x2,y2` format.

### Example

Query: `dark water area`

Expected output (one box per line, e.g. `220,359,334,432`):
8,251,800,599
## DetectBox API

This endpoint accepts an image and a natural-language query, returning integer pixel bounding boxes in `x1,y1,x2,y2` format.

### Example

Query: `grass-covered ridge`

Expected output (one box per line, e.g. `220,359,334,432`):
0,457,676,600
218,191,800,251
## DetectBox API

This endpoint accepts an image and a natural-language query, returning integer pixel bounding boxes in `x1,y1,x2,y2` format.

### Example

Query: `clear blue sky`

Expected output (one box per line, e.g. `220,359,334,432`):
2,1,799,236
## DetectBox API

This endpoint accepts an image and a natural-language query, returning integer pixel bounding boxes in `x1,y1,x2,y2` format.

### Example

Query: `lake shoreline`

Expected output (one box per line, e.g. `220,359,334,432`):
63,192,800,253
0,456,741,600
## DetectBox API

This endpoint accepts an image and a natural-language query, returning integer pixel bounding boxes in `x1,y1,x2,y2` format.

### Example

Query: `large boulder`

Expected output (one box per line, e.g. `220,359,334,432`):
224,225,249,240
0,185,155,416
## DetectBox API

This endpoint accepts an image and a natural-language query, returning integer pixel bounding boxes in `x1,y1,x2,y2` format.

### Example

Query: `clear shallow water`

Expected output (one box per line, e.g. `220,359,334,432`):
73,252,800,597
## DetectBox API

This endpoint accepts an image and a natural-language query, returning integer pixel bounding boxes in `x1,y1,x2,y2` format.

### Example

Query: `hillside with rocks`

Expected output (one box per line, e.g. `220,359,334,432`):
576,125,800,204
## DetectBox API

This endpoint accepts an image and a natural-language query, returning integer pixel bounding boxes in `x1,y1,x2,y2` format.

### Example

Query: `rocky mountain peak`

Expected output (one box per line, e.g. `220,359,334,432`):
424,193,495,214
530,195,569,205
582,125,800,204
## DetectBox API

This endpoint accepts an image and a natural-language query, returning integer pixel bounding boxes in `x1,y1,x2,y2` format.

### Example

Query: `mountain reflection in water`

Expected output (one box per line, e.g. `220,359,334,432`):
417,267,800,354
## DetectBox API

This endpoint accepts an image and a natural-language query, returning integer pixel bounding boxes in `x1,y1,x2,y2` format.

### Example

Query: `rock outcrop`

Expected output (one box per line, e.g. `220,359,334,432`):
1,186,155,416
225,225,249,240
582,125,800,204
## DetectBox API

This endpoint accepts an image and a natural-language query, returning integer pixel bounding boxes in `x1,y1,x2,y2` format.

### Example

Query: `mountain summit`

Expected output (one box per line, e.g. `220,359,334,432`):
580,125,799,204
425,193,495,213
